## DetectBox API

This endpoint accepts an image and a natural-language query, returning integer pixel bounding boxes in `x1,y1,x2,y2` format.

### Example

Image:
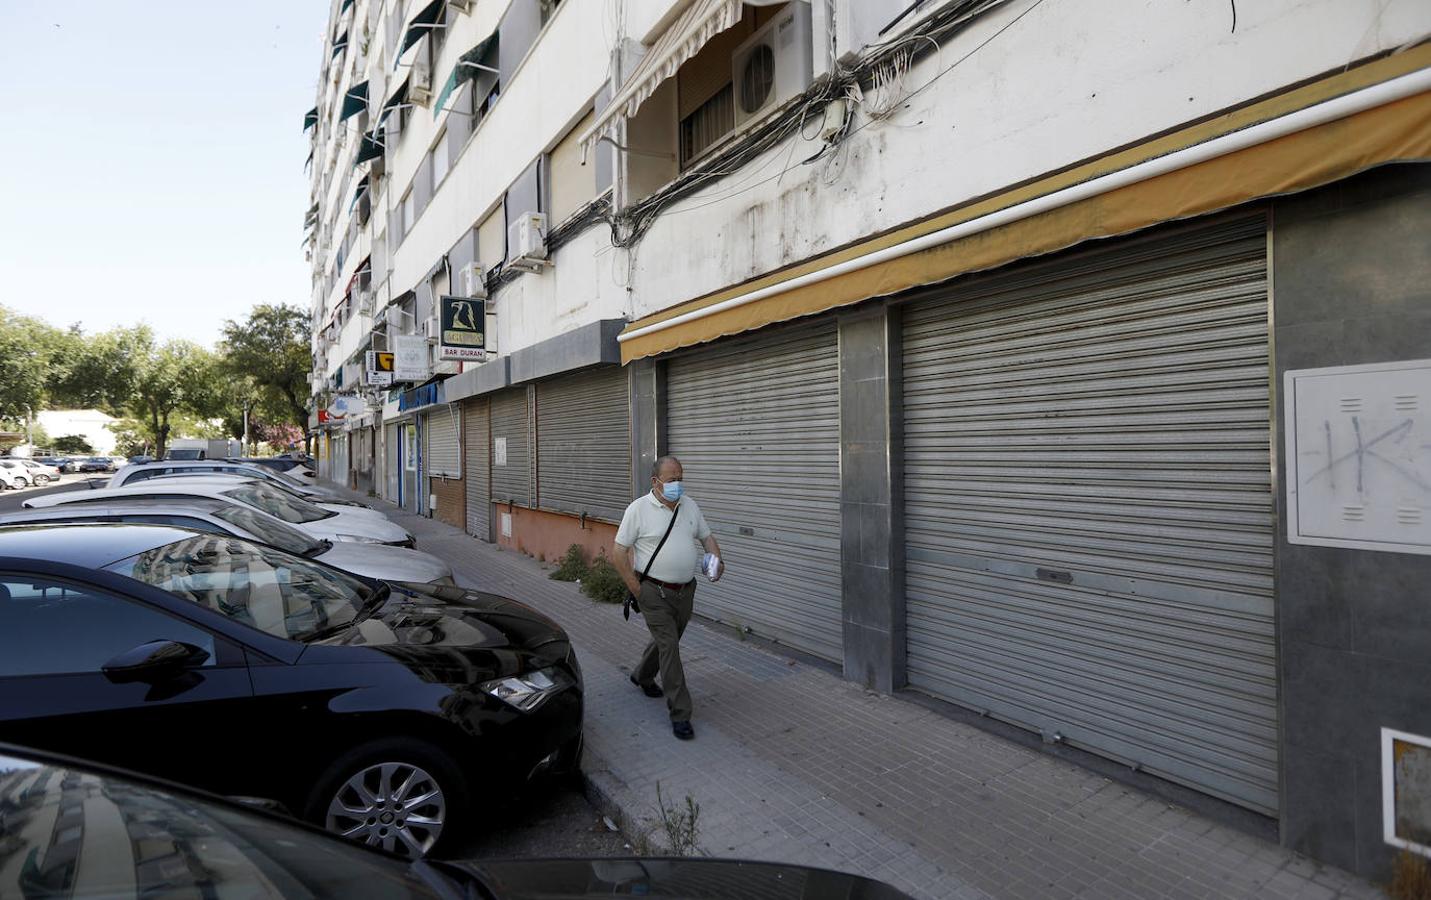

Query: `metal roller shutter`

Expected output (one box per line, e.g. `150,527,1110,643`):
901,212,1276,813
491,388,531,506
464,398,491,539
665,321,842,662
385,423,400,501
423,404,461,477
537,367,631,521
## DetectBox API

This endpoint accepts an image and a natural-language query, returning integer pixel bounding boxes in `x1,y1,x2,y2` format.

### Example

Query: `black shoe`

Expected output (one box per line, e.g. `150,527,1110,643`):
630,674,663,698
672,720,695,741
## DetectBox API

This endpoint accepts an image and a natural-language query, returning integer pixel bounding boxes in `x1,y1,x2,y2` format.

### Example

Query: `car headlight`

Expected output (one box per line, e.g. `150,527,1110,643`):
480,666,575,712
334,533,385,543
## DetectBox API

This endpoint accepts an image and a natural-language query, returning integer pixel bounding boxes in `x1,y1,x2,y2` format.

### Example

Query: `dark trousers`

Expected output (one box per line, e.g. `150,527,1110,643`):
633,579,696,722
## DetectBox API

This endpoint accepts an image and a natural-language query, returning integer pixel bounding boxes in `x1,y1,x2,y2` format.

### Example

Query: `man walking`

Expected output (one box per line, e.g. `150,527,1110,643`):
614,455,723,740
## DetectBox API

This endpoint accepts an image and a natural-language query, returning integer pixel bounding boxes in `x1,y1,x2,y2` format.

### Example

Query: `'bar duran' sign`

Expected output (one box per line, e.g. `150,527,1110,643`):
439,295,486,361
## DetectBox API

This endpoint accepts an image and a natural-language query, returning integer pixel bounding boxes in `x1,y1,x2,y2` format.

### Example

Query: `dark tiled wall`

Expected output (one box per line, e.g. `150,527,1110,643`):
1272,163,1431,878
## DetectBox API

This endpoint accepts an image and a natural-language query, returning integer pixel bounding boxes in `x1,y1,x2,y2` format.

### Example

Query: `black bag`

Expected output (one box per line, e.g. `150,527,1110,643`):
624,502,680,621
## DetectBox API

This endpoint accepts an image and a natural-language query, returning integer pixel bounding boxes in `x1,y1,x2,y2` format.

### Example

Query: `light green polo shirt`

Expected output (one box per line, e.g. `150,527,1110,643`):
615,491,711,584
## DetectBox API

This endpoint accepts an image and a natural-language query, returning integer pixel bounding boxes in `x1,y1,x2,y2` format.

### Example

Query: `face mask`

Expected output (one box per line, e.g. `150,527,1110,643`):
660,480,684,501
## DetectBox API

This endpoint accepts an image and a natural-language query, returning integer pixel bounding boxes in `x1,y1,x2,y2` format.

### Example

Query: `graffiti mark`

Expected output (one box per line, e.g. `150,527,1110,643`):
1304,419,1427,493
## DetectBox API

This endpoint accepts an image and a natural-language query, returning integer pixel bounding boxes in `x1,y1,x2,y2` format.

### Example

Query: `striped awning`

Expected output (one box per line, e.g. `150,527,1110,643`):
579,0,788,157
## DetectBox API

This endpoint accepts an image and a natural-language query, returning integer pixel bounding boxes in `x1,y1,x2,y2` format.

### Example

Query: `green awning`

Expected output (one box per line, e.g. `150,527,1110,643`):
303,107,318,131
305,147,314,170
331,30,349,58
304,203,319,228
339,81,369,121
340,0,354,11
434,32,498,116
355,132,384,166
399,1,444,56
377,79,408,128
349,176,370,213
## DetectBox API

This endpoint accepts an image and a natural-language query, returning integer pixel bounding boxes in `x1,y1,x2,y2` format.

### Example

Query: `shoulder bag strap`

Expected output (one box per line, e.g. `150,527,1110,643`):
639,501,681,582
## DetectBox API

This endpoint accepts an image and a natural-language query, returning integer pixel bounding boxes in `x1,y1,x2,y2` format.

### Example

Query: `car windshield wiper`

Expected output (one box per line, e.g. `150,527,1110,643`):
408,859,497,900
301,539,334,558
299,584,390,643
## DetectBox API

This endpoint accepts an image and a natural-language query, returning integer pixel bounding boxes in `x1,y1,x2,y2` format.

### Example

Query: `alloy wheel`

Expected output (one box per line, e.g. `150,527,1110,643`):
325,761,446,857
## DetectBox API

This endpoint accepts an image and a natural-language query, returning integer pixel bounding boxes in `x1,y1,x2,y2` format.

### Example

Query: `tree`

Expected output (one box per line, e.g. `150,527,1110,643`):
129,341,217,459
53,434,93,454
52,325,153,414
0,306,70,424
219,305,313,450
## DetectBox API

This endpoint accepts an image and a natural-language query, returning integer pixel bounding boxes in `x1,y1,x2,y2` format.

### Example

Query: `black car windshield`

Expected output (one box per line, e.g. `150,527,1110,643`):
0,752,441,899
212,502,325,556
106,533,372,641
222,483,334,523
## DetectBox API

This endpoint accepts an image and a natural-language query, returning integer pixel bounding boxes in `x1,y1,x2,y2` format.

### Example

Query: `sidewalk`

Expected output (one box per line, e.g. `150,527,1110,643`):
349,491,1383,900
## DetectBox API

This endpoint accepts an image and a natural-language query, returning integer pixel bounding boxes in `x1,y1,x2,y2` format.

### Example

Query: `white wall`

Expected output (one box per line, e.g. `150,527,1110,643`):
35,410,119,454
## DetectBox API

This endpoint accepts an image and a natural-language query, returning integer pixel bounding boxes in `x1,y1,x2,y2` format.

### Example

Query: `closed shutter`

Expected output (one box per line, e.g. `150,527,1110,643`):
536,367,630,521
464,397,491,539
423,404,461,477
901,212,1276,814
665,321,842,662
490,388,530,505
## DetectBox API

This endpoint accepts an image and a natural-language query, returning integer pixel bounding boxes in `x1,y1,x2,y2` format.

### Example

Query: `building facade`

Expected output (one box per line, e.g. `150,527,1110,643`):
304,0,1431,880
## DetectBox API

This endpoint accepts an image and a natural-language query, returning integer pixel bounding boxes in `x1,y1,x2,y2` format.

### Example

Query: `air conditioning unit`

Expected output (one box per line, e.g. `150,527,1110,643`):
731,1,813,130
506,212,548,272
355,290,373,316
423,316,441,342
460,262,488,299
410,48,434,106
385,305,405,328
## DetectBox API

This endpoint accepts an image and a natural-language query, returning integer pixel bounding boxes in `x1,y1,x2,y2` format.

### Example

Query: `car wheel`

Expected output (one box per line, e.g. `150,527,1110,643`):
15,477,28,488
305,738,467,859
35,475,50,485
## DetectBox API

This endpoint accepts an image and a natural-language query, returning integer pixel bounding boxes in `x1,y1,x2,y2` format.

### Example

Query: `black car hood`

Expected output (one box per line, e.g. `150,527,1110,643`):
452,858,912,900
308,584,570,683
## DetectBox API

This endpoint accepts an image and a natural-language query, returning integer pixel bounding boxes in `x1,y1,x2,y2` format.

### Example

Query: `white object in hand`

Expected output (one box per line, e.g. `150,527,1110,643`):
701,553,721,580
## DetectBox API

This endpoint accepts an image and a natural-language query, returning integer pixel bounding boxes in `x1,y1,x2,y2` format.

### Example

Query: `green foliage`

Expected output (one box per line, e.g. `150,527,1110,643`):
107,419,150,457
549,544,589,581
219,304,313,439
580,556,630,605
654,782,701,856
52,434,92,454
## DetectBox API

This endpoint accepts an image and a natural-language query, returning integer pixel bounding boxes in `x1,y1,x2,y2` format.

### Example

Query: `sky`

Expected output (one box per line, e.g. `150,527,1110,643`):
0,1,331,348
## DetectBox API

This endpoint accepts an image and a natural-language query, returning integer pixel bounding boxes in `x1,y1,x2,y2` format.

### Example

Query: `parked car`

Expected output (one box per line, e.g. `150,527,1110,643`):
238,455,318,484
77,455,117,472
0,522,584,856
0,742,910,897
0,497,454,584
127,453,156,464
35,455,75,473
15,458,61,484
22,478,416,546
110,459,358,504
0,464,27,490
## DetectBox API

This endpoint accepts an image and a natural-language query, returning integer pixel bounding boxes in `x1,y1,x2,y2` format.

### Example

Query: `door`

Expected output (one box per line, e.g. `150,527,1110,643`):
464,397,492,540
0,573,253,794
490,388,531,513
385,423,400,502
664,321,843,662
901,212,1277,813
536,367,631,521
402,422,419,514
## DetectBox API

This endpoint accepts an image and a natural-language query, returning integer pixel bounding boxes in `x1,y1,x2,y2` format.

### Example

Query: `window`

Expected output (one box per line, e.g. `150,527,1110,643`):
107,536,372,642
0,577,215,678
401,189,415,236
548,109,598,225
680,84,734,169
540,0,564,26
432,128,451,188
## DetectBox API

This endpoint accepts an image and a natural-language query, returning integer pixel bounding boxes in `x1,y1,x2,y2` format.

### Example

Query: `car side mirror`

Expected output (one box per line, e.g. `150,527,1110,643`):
102,640,210,684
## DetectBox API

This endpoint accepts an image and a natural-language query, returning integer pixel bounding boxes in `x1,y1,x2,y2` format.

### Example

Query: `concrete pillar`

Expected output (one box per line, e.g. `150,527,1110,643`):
628,357,664,500
838,305,906,692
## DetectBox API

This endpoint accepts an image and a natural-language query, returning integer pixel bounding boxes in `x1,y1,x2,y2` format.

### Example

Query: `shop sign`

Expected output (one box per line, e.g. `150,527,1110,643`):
438,295,486,362
392,334,428,381
365,350,394,386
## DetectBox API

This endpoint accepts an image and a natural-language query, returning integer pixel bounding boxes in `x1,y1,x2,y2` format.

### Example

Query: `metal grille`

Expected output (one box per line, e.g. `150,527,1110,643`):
463,397,491,540
665,321,842,662
490,388,531,506
423,404,461,477
901,212,1276,814
536,367,631,522
384,423,400,501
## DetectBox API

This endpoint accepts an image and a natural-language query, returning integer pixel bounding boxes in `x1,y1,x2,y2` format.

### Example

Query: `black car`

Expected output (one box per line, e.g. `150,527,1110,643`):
77,455,116,472
0,743,913,900
35,456,74,473
0,523,583,857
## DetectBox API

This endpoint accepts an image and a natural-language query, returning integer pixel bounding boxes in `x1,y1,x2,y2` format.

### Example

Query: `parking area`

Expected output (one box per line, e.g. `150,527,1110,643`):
0,473,106,511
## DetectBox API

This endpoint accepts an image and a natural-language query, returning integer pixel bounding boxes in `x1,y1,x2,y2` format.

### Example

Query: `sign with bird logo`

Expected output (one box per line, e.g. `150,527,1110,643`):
439,295,487,361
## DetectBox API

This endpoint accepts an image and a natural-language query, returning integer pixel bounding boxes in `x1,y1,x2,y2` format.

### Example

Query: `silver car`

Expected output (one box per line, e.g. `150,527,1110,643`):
22,480,415,547
0,498,453,585
109,461,355,504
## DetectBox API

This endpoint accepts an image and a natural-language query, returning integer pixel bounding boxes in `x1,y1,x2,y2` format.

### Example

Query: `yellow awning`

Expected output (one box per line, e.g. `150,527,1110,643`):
619,46,1431,363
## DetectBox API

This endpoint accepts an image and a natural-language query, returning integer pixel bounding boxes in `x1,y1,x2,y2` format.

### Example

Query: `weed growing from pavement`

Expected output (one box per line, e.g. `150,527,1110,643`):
655,782,701,856
581,556,629,605
549,544,588,581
